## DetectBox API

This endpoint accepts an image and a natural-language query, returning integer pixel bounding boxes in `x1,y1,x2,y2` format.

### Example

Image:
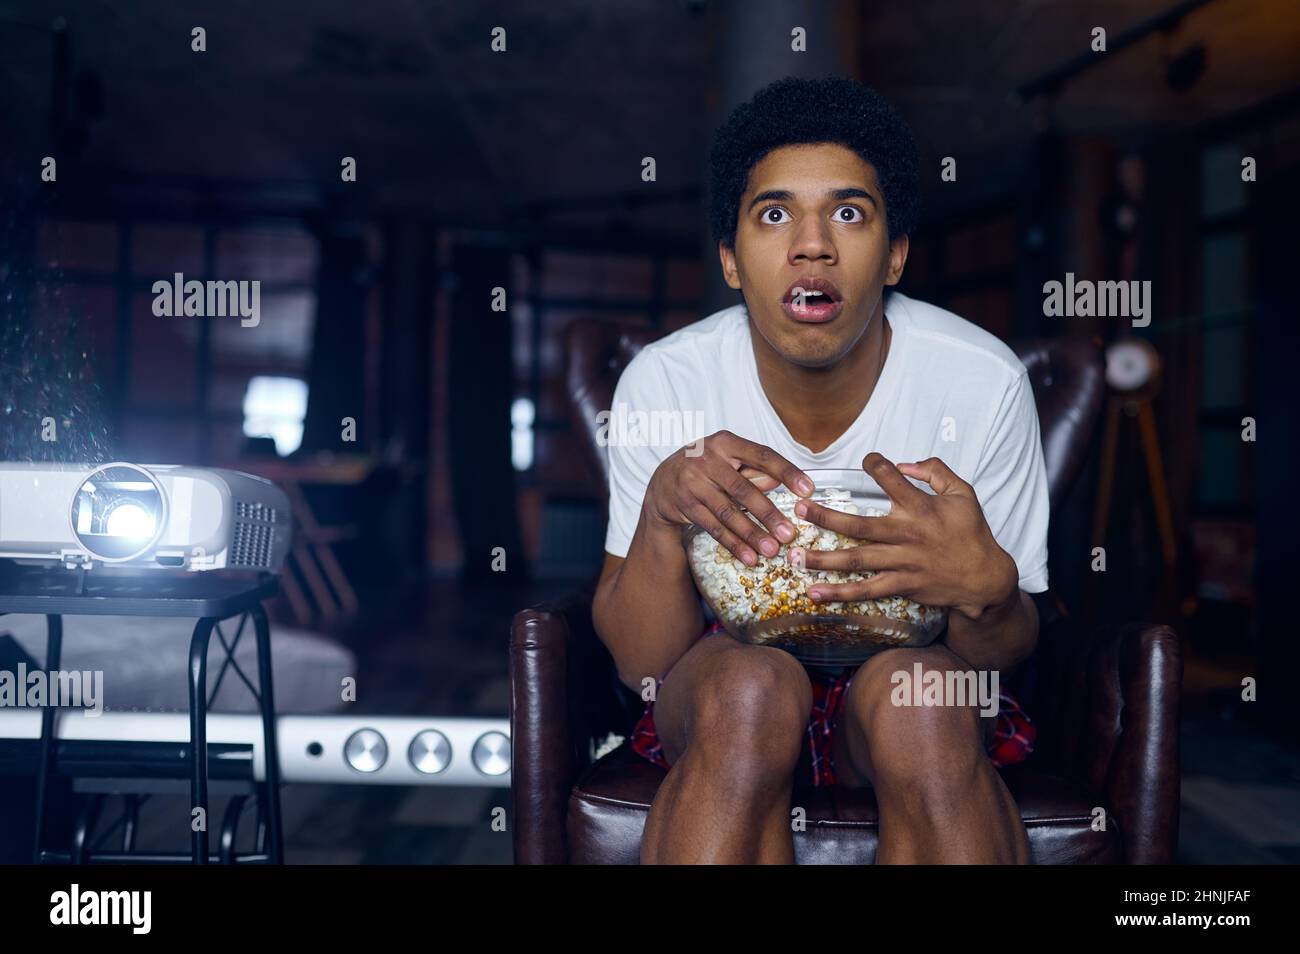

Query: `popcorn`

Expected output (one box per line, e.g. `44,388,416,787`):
686,485,946,656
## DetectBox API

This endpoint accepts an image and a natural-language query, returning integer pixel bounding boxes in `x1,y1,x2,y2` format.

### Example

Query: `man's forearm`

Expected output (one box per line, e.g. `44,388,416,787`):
943,584,1039,673
592,510,704,691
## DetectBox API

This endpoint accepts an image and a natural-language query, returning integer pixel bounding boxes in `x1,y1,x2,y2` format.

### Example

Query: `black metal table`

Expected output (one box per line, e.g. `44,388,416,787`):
0,562,283,864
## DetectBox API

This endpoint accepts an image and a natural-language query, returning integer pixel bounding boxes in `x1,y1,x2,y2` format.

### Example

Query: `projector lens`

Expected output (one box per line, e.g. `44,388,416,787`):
104,502,156,538
70,464,166,561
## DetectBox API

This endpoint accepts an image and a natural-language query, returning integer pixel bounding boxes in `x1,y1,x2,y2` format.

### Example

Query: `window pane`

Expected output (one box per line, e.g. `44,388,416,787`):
1201,233,1247,315
242,375,308,456
131,225,205,277
210,291,315,371
1200,142,1247,218
130,293,197,406
1202,325,1248,409
216,229,317,283
1200,233,1248,409
1197,426,1244,506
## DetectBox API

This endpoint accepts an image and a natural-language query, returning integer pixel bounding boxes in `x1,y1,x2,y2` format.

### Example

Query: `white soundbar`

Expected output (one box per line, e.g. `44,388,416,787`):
0,711,511,787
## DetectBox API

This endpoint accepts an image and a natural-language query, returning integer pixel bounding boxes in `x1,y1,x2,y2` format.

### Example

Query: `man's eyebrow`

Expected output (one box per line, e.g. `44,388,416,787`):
747,187,878,213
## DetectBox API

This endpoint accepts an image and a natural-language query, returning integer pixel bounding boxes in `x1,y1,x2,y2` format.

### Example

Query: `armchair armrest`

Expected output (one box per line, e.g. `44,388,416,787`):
1025,612,1184,863
511,581,639,864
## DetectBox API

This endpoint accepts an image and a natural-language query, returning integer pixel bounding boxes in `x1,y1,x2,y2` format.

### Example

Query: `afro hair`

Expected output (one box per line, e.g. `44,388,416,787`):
708,75,920,250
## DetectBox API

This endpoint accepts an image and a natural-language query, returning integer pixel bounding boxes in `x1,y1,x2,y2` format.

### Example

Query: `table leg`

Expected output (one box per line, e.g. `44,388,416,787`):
188,618,216,864
220,795,247,864
32,614,63,864
72,793,104,864
123,794,139,852
251,603,284,863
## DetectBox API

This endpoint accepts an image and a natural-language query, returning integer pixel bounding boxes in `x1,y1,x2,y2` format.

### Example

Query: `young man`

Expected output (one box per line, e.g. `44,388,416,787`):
591,76,1049,864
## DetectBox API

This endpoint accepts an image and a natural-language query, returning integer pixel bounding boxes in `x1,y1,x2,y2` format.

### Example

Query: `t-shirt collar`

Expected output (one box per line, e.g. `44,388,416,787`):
741,292,908,461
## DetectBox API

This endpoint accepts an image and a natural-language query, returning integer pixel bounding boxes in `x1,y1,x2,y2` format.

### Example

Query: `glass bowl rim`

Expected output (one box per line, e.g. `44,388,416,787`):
788,467,935,494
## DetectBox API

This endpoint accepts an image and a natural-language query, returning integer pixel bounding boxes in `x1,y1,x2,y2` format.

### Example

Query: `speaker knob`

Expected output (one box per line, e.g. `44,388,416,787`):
344,728,387,773
408,730,452,775
471,731,510,776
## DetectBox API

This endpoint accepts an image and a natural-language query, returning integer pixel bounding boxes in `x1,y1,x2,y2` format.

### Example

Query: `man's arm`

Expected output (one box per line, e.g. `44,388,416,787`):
592,515,705,694
594,430,812,694
941,546,1040,672
941,365,1048,673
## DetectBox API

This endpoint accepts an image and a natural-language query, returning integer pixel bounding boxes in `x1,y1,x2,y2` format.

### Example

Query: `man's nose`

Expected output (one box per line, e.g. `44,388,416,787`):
788,215,835,262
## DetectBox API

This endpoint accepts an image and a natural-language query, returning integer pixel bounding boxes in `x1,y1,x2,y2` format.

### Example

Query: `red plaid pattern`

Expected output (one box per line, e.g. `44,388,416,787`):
629,622,1035,787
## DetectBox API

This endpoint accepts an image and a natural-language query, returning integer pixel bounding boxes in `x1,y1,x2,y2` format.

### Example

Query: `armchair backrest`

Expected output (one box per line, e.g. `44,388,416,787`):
565,319,660,494
564,315,1106,511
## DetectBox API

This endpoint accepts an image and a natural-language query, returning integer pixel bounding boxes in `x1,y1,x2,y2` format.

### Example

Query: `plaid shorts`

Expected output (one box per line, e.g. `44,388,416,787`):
629,622,1036,787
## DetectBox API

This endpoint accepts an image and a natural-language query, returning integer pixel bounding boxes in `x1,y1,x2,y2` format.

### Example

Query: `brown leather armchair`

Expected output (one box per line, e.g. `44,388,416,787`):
511,316,1183,864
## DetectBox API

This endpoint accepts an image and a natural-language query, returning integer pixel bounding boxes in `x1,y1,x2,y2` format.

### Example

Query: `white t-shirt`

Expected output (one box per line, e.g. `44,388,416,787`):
602,291,1050,594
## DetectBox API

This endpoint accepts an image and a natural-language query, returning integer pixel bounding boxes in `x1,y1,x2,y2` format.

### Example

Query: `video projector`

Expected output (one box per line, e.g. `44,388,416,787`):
0,462,291,572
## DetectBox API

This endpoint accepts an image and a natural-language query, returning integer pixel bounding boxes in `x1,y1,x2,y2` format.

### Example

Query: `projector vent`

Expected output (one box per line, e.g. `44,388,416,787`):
235,500,278,524
231,521,274,568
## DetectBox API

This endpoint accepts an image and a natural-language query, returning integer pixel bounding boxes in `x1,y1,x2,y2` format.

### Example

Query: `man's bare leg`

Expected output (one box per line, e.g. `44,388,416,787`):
829,645,1033,864
639,634,812,864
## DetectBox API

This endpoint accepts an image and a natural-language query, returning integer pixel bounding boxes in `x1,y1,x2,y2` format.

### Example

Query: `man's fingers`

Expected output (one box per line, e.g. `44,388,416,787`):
717,432,814,496
798,543,903,573
896,456,971,496
862,452,930,509
683,501,758,566
717,465,797,543
807,571,919,603
697,485,781,558
793,499,910,544
737,466,781,493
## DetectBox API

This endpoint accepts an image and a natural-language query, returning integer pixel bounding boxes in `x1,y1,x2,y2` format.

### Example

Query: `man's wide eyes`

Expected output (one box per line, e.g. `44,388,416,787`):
761,206,864,224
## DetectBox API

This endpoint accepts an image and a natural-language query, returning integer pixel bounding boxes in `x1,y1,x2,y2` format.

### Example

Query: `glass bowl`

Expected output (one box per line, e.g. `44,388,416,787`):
683,468,948,668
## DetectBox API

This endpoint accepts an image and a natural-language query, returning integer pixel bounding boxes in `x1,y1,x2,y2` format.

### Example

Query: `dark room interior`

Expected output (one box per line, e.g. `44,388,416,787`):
0,0,1296,897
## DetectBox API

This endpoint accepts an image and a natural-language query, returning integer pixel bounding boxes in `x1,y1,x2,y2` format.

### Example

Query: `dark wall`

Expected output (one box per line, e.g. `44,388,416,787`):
447,243,524,581
1254,163,1299,734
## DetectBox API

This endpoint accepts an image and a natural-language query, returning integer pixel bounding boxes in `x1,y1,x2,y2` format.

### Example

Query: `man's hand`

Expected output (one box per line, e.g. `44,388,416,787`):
795,452,1018,618
643,430,814,567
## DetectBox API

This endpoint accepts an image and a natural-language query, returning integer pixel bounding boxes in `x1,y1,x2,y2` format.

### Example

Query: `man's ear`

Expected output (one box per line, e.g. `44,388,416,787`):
884,233,910,286
719,241,742,290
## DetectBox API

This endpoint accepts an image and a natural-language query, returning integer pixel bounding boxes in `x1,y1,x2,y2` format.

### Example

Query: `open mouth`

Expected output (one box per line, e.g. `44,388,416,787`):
781,278,844,323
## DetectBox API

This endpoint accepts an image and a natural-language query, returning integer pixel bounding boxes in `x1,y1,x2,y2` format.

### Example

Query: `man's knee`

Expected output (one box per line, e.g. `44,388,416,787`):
683,646,812,778
847,647,987,789
697,646,810,734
